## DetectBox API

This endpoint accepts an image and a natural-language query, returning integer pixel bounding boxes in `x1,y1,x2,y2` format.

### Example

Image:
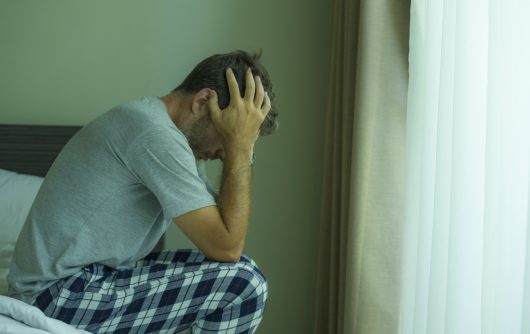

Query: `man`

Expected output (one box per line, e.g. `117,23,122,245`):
7,50,278,333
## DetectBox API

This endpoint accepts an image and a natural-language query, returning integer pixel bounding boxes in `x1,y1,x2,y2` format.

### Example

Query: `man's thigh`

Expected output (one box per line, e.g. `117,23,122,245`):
34,249,267,334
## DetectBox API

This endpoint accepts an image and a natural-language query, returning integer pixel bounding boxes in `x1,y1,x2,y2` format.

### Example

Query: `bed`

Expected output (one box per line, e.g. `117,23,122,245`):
0,124,166,334
0,124,89,332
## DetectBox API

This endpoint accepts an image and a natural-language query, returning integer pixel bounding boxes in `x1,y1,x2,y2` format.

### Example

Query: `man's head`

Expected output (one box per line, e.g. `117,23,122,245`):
174,50,278,137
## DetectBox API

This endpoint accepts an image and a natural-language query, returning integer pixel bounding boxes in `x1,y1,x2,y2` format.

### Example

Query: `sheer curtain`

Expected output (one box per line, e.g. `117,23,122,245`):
401,0,530,333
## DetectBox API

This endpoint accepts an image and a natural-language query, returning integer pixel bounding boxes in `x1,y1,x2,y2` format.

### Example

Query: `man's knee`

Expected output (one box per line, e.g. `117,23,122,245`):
234,255,268,303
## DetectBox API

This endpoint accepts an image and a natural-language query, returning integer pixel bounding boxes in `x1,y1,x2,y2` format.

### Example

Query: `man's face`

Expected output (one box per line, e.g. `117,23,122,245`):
184,114,225,161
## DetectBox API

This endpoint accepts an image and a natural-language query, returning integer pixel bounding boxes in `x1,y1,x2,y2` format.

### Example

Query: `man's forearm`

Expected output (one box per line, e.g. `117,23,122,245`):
204,67,271,261
216,145,253,256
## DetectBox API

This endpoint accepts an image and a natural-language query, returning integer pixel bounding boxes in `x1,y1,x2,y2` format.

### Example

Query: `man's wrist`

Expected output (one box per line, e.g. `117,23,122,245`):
225,142,254,165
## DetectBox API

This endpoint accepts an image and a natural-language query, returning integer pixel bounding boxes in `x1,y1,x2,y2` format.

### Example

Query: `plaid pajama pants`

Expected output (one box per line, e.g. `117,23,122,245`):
33,250,268,333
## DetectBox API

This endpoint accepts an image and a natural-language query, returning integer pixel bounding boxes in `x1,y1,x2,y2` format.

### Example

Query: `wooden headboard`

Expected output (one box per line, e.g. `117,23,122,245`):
0,124,165,250
0,124,81,177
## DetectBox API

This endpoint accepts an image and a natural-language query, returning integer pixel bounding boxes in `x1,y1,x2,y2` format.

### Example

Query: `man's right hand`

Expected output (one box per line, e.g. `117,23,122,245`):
174,67,271,263
207,67,271,153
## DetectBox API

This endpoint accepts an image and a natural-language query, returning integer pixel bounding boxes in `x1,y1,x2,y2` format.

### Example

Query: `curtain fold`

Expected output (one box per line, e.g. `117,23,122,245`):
314,1,410,333
401,0,530,333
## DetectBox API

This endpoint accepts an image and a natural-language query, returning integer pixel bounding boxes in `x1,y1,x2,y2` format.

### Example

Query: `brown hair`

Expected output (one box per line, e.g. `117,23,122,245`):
174,50,278,136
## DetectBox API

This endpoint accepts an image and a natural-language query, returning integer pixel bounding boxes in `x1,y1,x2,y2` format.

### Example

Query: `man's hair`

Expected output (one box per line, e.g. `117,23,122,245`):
174,50,278,136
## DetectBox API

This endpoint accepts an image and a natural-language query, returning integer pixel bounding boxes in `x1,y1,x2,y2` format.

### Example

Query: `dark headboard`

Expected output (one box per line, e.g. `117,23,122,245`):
0,124,165,250
0,124,81,177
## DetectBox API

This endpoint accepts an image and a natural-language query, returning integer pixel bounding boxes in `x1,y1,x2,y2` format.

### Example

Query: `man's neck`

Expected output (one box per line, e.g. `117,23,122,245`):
160,91,188,128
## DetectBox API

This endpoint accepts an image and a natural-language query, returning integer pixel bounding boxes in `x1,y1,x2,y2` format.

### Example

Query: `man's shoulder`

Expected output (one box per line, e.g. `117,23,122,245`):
107,96,167,124
85,96,182,142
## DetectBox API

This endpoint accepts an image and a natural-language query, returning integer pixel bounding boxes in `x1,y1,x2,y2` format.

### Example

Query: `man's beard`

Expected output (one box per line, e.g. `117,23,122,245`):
183,115,213,157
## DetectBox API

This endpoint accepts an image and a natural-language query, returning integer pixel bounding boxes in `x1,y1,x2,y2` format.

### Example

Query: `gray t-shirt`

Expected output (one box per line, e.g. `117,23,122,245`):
8,96,216,303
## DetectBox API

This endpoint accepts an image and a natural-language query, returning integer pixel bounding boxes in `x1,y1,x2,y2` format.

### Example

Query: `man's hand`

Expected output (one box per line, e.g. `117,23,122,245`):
174,67,271,263
208,67,271,151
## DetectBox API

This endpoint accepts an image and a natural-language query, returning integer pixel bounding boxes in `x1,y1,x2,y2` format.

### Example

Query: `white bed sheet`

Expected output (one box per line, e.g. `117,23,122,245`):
0,313,52,334
0,295,90,334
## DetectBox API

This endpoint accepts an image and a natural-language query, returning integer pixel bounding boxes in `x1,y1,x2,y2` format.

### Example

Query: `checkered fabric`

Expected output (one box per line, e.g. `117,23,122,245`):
33,250,268,334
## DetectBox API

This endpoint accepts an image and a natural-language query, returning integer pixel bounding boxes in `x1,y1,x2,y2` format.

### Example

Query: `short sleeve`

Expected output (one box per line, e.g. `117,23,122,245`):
125,127,216,219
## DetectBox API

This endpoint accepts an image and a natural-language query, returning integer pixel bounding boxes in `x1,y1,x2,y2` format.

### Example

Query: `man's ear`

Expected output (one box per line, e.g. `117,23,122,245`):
191,88,212,116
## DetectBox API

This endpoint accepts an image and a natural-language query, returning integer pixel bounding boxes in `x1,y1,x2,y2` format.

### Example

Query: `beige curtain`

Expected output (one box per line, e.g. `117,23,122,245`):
314,1,410,333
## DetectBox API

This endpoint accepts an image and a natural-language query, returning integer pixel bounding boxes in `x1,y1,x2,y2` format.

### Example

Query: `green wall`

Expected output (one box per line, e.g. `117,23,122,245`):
0,1,331,333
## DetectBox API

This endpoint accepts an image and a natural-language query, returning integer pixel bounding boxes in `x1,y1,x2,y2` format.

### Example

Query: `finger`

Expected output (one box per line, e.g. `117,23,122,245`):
254,76,265,108
226,68,242,103
244,68,256,102
261,92,271,116
207,90,222,121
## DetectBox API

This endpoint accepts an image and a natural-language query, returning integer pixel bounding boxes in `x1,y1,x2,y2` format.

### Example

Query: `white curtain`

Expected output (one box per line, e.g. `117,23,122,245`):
401,0,530,333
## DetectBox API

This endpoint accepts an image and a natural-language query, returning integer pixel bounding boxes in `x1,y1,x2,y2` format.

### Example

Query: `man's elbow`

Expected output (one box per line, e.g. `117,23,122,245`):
205,245,243,263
